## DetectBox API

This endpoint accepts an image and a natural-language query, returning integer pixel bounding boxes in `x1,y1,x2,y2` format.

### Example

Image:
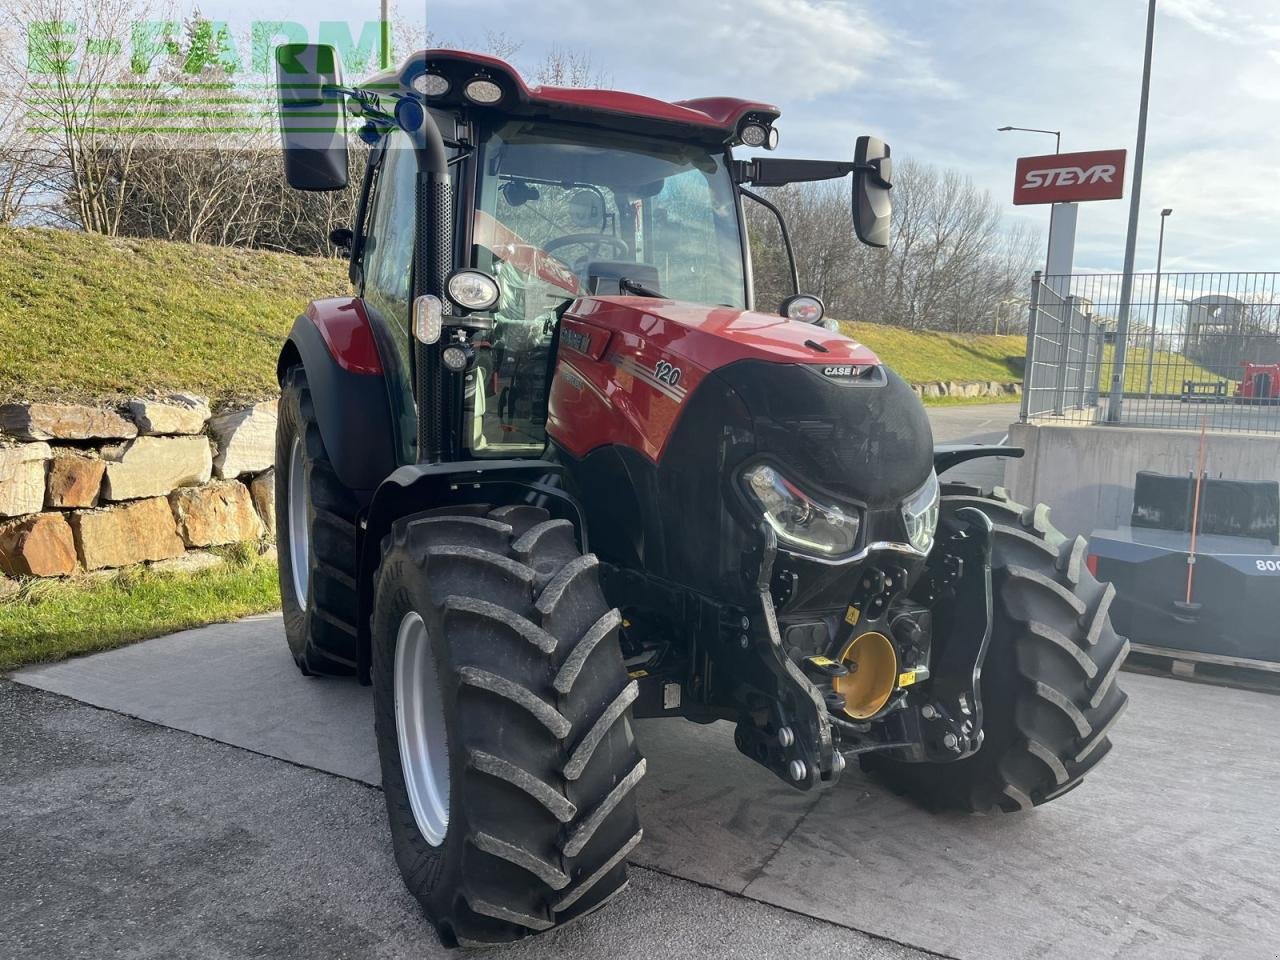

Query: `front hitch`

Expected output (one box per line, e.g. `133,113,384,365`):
885,505,995,763
732,525,843,790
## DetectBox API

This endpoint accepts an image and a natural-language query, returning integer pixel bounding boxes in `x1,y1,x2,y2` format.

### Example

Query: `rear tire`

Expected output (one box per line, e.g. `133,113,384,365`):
863,487,1130,813
275,365,360,675
371,504,644,947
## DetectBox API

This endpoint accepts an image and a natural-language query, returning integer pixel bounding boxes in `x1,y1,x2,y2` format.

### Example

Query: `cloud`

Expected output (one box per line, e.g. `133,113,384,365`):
433,0,954,104
1159,0,1280,45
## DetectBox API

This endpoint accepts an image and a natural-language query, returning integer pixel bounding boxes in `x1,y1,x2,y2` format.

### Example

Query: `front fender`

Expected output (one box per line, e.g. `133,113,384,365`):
353,460,588,681
277,300,399,496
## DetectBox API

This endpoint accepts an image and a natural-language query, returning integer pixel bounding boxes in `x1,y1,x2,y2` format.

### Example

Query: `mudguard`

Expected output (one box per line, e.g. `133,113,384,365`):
353,459,588,681
276,300,399,496
933,443,1023,477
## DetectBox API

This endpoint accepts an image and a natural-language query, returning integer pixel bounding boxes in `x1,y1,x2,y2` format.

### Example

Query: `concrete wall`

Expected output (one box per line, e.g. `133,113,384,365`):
1005,422,1280,541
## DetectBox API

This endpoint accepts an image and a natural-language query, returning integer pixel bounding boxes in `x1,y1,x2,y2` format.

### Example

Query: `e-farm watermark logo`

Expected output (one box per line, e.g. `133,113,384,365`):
21,18,384,138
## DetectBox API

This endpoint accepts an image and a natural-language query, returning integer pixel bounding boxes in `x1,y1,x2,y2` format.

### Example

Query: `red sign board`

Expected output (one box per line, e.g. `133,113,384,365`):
1013,149,1127,205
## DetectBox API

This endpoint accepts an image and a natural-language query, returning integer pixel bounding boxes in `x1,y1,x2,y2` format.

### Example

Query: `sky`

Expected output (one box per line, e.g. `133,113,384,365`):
187,0,1280,273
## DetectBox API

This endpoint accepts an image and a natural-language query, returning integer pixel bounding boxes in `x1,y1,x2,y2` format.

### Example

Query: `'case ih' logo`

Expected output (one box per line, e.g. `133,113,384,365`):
1013,149,1127,205
823,365,862,378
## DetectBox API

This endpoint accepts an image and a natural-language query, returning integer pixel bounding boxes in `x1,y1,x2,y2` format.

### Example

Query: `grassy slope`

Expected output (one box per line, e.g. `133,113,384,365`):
0,552,279,672
5,226,1207,409
0,227,348,405
841,322,1026,386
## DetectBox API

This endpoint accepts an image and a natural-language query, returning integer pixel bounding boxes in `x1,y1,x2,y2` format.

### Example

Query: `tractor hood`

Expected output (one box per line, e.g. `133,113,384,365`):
553,295,933,514
564,296,881,371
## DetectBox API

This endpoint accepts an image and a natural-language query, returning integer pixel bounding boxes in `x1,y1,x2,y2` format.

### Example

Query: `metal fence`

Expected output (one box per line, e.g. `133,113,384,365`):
1020,271,1280,435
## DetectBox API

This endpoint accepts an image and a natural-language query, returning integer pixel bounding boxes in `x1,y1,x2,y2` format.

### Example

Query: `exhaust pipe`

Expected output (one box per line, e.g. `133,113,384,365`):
403,102,454,464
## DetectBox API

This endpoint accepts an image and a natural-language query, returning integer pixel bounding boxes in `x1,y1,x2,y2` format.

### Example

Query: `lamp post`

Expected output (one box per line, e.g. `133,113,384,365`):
998,125,1062,276
379,0,392,69
997,125,1061,155
1108,0,1159,422
1144,207,1173,397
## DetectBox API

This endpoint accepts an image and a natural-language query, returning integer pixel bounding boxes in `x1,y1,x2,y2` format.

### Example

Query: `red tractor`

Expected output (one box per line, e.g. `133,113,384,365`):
272,45,1129,947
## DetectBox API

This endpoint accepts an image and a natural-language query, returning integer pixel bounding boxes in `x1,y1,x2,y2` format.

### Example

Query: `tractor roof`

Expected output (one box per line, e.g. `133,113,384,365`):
361,49,781,143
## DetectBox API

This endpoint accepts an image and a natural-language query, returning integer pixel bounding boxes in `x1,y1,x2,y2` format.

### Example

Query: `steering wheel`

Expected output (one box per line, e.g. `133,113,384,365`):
543,234,631,260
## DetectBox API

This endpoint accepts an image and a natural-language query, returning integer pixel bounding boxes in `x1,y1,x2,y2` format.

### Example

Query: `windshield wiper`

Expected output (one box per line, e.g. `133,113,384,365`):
619,277,663,298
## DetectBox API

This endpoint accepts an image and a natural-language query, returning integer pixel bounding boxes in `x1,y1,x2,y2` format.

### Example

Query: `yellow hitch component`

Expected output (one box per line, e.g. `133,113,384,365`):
832,631,899,720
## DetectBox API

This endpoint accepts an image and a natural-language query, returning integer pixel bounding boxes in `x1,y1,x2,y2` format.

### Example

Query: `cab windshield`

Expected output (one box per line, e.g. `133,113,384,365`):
464,120,747,458
473,120,747,321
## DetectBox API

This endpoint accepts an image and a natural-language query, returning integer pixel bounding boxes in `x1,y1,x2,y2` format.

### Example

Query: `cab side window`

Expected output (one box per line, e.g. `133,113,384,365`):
362,133,417,335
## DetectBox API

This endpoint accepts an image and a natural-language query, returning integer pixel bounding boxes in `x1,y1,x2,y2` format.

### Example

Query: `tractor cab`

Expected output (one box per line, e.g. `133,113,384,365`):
277,46,892,465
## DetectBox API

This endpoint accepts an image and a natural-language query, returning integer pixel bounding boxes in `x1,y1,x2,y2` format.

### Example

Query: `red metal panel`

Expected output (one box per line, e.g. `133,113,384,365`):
547,298,882,462
409,49,779,135
1013,149,1127,205
304,298,383,375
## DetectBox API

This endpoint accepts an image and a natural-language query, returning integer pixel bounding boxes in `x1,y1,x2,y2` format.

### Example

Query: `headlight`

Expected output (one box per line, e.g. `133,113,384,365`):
902,471,940,554
743,464,860,557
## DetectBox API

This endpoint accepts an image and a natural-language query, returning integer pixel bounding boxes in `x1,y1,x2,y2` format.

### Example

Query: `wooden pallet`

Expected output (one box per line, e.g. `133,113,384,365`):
1125,642,1280,693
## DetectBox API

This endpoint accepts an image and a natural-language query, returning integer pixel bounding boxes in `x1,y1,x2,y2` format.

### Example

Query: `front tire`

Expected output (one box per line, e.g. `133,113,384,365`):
863,487,1130,813
371,504,644,947
275,365,360,675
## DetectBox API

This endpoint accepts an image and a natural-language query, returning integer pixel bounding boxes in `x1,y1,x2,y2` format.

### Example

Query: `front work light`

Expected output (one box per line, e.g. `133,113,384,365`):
446,269,501,311
740,123,769,147
781,294,825,324
412,73,450,97
413,295,443,344
743,464,860,558
463,78,503,104
902,471,940,554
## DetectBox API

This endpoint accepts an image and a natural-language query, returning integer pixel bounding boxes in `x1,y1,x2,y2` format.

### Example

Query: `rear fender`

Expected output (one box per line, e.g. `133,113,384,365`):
354,460,587,681
277,299,398,496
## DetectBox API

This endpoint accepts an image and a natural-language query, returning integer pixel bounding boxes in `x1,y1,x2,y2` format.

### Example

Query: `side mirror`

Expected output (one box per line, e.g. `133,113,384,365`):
276,43,348,191
852,136,892,248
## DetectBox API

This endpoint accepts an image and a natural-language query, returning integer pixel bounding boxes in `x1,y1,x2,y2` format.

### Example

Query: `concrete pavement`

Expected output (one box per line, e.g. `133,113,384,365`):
927,401,1020,490
0,679,928,960
12,613,1280,960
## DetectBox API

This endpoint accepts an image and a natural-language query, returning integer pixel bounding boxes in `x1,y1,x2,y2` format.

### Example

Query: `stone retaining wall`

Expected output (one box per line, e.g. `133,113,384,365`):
910,379,1022,400
0,378,1021,586
0,396,277,583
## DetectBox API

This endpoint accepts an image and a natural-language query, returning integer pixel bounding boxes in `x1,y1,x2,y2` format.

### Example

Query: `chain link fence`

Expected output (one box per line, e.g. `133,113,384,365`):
1020,271,1280,435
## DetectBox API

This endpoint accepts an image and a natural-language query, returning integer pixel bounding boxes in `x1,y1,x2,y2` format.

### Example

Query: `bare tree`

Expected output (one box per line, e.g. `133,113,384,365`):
747,159,1038,333
533,44,609,88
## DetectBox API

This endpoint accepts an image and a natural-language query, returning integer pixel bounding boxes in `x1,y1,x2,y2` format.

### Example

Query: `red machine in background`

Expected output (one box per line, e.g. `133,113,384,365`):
1236,362,1280,402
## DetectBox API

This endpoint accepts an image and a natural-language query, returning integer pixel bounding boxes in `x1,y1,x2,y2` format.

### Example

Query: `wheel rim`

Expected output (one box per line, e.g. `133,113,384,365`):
394,611,451,846
287,436,310,609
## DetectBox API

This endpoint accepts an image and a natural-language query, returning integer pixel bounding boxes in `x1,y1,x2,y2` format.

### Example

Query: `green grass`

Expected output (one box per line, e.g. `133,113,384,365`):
0,551,280,672
1,227,1035,405
1099,344,1234,396
839,321,1027,385
0,227,348,405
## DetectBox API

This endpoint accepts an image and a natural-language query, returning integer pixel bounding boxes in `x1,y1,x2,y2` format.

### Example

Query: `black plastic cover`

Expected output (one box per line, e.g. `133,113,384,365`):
1132,470,1280,545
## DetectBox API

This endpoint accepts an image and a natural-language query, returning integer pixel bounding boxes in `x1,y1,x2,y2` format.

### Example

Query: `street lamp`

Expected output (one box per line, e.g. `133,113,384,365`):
379,0,392,69
1144,207,1174,397
1107,0,1159,422
998,125,1063,276
997,125,1061,155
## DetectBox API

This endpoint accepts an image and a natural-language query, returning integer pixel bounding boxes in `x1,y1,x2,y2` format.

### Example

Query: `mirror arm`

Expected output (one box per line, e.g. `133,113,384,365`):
733,158,858,188
740,186,799,297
